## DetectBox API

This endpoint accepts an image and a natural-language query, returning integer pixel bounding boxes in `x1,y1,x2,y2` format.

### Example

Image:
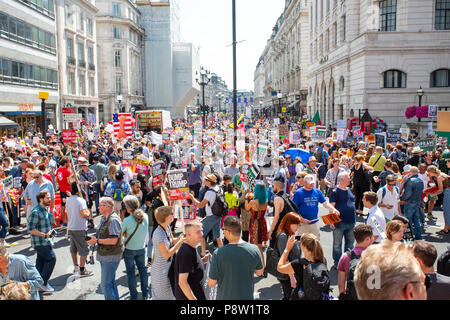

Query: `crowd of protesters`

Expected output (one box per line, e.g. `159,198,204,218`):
0,115,449,301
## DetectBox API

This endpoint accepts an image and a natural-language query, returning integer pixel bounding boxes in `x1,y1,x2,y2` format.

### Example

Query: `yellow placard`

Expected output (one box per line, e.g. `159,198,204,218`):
38,92,49,100
306,122,316,128
282,108,287,113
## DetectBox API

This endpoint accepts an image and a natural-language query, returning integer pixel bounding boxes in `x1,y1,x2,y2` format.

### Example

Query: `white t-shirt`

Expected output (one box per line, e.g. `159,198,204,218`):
376,187,399,221
418,173,430,188
295,163,305,174
204,186,219,217
367,205,387,243
120,165,133,183
66,195,88,231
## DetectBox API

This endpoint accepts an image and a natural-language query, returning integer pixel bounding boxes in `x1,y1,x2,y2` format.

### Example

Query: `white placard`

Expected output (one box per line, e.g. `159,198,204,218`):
428,105,438,118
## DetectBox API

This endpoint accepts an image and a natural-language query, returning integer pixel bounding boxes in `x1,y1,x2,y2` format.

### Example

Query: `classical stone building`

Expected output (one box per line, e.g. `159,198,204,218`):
307,0,450,131
95,0,144,124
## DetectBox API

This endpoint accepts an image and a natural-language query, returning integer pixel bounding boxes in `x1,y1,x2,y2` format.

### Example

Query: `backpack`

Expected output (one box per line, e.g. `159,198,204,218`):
381,185,399,200
303,261,331,300
437,247,450,277
208,188,229,217
345,249,361,300
113,182,125,201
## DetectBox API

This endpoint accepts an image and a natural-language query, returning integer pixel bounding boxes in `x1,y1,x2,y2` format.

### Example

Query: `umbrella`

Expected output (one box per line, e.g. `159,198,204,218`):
283,148,311,164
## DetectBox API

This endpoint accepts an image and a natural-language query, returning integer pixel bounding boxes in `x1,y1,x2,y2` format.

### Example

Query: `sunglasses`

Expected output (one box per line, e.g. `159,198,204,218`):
388,183,396,186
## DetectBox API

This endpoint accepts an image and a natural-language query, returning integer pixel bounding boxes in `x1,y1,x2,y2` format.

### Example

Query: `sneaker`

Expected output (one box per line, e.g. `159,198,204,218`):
73,265,80,274
0,241,10,248
427,214,438,220
40,284,55,293
79,269,93,277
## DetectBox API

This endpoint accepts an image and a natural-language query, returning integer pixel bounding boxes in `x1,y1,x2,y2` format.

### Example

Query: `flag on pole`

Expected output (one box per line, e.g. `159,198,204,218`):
229,114,245,129
113,113,133,138
312,110,322,126
269,87,277,96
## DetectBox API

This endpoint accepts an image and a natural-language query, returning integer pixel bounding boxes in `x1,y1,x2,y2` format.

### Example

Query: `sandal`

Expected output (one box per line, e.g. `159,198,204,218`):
436,229,449,235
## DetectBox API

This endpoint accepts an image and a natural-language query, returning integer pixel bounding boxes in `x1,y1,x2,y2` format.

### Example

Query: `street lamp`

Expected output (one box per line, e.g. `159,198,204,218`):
216,93,224,114
196,68,212,128
259,101,262,118
277,92,283,115
417,86,424,122
117,94,123,113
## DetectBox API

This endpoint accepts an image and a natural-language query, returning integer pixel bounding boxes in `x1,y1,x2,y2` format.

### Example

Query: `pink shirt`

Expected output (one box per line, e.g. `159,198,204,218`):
337,246,367,276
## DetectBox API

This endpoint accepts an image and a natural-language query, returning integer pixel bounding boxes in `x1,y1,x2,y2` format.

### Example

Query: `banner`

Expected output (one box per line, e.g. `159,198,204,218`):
415,138,435,152
152,161,165,187
386,129,402,144
167,169,189,200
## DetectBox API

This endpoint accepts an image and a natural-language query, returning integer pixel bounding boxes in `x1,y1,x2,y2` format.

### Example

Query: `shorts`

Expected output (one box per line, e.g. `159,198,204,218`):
202,215,222,240
69,230,90,256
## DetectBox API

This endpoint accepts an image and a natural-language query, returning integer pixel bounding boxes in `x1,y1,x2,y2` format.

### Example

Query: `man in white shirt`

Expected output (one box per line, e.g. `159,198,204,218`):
294,157,304,174
376,174,401,222
210,151,225,177
418,163,430,188
118,163,134,184
363,191,386,243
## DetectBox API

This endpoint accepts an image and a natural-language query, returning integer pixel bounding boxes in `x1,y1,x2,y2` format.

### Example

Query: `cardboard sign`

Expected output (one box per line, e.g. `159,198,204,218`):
2,176,13,190
122,149,134,161
279,124,289,137
135,157,150,175
62,129,77,143
321,213,342,225
375,133,386,148
152,161,165,187
167,169,189,200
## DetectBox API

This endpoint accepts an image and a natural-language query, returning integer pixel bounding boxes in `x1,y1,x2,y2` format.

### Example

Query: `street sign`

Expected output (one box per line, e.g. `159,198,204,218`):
63,113,82,122
38,92,49,100
62,107,75,114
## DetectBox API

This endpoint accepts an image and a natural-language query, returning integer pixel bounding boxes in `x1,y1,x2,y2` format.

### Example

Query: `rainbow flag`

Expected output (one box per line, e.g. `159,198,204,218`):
229,114,245,129
269,87,277,96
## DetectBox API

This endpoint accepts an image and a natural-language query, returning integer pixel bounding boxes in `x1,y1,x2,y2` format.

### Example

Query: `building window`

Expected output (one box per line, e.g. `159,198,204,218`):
65,5,72,25
77,42,84,61
67,70,74,94
113,26,120,39
114,50,121,67
383,70,406,88
113,3,121,17
16,0,55,19
435,0,450,30
89,77,95,96
333,23,338,47
379,0,397,32
115,75,122,94
339,76,345,91
430,69,450,87
79,75,85,96
87,18,93,36
87,47,93,64
342,15,346,41
78,11,84,31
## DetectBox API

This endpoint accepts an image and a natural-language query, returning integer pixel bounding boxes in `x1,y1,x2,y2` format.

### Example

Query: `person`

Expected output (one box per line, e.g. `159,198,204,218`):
389,144,407,173
244,183,269,274
354,240,427,300
189,174,224,258
292,174,340,240
401,166,425,240
66,182,92,277
104,170,131,220
337,224,374,300
274,212,302,300
351,155,372,216
305,156,318,176
86,197,124,300
90,154,106,215
101,164,117,196
363,191,386,244
208,216,264,300
121,195,149,300
27,190,56,293
77,159,97,228
376,174,401,222
291,172,307,197
368,146,387,192
324,158,345,196
151,206,184,300
0,181,9,248
412,240,450,300
407,147,423,167
145,187,164,266
23,170,55,220
187,152,202,199
329,172,356,268
210,151,224,177
426,165,450,235
224,155,240,179
273,157,289,193
55,157,72,225
277,233,330,300
373,159,396,188
175,220,210,300
129,179,143,206
385,220,407,243
285,154,296,187
0,245,43,300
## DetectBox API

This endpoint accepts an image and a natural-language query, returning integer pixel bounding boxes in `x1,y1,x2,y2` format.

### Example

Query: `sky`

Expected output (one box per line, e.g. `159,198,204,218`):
179,0,286,92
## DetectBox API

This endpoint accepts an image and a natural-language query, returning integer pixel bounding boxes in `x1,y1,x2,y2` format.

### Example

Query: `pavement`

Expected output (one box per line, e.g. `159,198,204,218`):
4,205,449,300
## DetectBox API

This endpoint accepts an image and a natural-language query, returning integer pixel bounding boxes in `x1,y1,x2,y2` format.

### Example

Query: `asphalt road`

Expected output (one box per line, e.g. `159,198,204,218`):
5,205,449,300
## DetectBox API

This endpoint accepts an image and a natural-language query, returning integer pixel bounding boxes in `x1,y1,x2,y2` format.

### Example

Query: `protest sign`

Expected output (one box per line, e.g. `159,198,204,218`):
162,132,170,145
167,169,189,200
352,126,362,138
428,105,438,118
279,124,289,137
400,127,409,142
290,131,301,145
386,129,402,144
62,129,77,143
321,213,342,225
13,177,22,189
257,144,268,166
2,176,13,190
135,157,149,175
365,135,375,143
240,163,250,182
375,133,386,148
415,138,435,152
152,161,165,187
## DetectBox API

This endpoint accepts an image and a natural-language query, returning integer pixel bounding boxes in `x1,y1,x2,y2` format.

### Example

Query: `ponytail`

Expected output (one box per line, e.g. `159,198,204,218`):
300,233,325,263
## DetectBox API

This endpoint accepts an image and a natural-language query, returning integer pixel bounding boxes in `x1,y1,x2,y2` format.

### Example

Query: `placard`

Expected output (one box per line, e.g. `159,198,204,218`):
289,131,301,145
365,135,375,143
415,138,435,152
279,124,289,137
386,129,402,144
375,133,386,148
13,177,22,189
135,157,150,175
2,176,13,190
257,144,268,166
62,129,77,143
428,105,438,118
240,163,250,183
152,161,165,187
321,213,342,225
122,149,134,161
352,125,362,138
162,132,170,145
400,128,409,142
167,169,189,200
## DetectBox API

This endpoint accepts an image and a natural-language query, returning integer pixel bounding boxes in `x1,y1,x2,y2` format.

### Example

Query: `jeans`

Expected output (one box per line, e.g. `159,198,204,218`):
100,261,120,300
123,248,149,300
35,245,56,286
403,203,423,240
10,204,19,228
94,183,101,213
0,206,8,239
332,222,355,266
147,226,154,259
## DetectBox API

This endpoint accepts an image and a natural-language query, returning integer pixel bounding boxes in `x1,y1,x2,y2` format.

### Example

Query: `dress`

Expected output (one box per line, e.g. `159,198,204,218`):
151,226,175,300
249,207,268,245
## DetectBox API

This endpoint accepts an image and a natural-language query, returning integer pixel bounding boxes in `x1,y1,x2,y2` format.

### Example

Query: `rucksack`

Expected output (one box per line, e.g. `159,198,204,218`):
113,182,125,201
381,185,399,200
345,249,361,300
208,188,229,217
303,261,331,300
437,247,450,277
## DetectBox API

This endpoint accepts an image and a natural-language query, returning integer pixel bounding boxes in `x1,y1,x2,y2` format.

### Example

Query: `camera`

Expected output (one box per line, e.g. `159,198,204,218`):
49,229,57,238
86,255,95,265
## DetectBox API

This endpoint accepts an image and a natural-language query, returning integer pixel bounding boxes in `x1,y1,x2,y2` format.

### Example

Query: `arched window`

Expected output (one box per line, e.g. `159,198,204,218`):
430,69,450,87
383,70,406,88
339,76,345,91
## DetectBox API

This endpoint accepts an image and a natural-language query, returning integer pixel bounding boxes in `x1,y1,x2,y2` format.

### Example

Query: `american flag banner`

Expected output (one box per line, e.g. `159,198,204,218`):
113,113,133,138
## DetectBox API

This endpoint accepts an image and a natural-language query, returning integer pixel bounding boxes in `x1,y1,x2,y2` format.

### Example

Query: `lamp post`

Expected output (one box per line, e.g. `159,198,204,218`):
196,68,212,129
117,94,123,113
259,101,262,118
38,92,49,140
216,93,224,115
277,92,283,115
417,86,424,123
232,0,237,148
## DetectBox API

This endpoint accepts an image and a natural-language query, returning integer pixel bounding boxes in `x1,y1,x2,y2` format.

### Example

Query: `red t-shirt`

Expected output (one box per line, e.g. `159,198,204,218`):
56,167,71,193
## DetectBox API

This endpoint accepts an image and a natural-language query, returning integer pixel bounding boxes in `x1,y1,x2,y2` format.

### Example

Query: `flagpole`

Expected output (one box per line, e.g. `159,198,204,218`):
232,0,237,149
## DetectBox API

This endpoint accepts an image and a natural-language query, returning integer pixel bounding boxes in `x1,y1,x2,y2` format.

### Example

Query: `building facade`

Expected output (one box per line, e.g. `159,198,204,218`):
307,0,450,131
0,0,59,135
256,0,310,118
55,0,99,129
96,0,144,125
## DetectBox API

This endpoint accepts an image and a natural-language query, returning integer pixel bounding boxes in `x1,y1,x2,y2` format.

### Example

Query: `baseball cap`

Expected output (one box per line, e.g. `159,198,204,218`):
304,174,316,185
205,174,217,183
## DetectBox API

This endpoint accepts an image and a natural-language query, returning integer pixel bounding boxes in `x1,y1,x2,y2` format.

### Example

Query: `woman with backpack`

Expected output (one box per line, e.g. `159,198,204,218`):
277,233,331,300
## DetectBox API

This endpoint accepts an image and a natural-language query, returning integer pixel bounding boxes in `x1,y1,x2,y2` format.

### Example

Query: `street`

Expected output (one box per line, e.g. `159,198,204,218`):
6,205,449,300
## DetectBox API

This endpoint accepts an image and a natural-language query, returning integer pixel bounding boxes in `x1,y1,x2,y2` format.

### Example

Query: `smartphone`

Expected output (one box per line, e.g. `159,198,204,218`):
85,236,92,241
295,235,301,241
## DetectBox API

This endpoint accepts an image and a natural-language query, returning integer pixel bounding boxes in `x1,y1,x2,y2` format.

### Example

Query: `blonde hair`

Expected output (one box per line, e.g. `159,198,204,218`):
108,165,118,180
0,282,31,300
354,240,423,300
426,165,440,175
155,206,173,225
300,233,325,263
386,220,404,241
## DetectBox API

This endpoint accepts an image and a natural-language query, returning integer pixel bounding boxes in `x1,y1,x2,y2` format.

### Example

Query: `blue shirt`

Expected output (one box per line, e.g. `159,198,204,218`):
292,187,326,224
187,161,202,185
329,188,356,224
23,179,55,209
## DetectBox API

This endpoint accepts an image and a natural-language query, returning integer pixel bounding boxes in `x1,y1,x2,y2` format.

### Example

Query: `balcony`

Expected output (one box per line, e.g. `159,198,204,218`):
67,56,76,65
88,63,95,71
78,60,86,68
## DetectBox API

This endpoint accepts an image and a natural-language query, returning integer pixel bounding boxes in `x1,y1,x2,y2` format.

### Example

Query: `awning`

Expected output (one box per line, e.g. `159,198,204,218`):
0,116,19,129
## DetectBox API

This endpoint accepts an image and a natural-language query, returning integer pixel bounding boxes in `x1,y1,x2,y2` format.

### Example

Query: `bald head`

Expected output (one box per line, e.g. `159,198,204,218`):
410,166,419,175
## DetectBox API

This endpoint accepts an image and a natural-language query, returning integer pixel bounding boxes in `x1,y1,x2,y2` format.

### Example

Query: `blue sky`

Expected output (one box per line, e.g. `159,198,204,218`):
179,0,285,91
